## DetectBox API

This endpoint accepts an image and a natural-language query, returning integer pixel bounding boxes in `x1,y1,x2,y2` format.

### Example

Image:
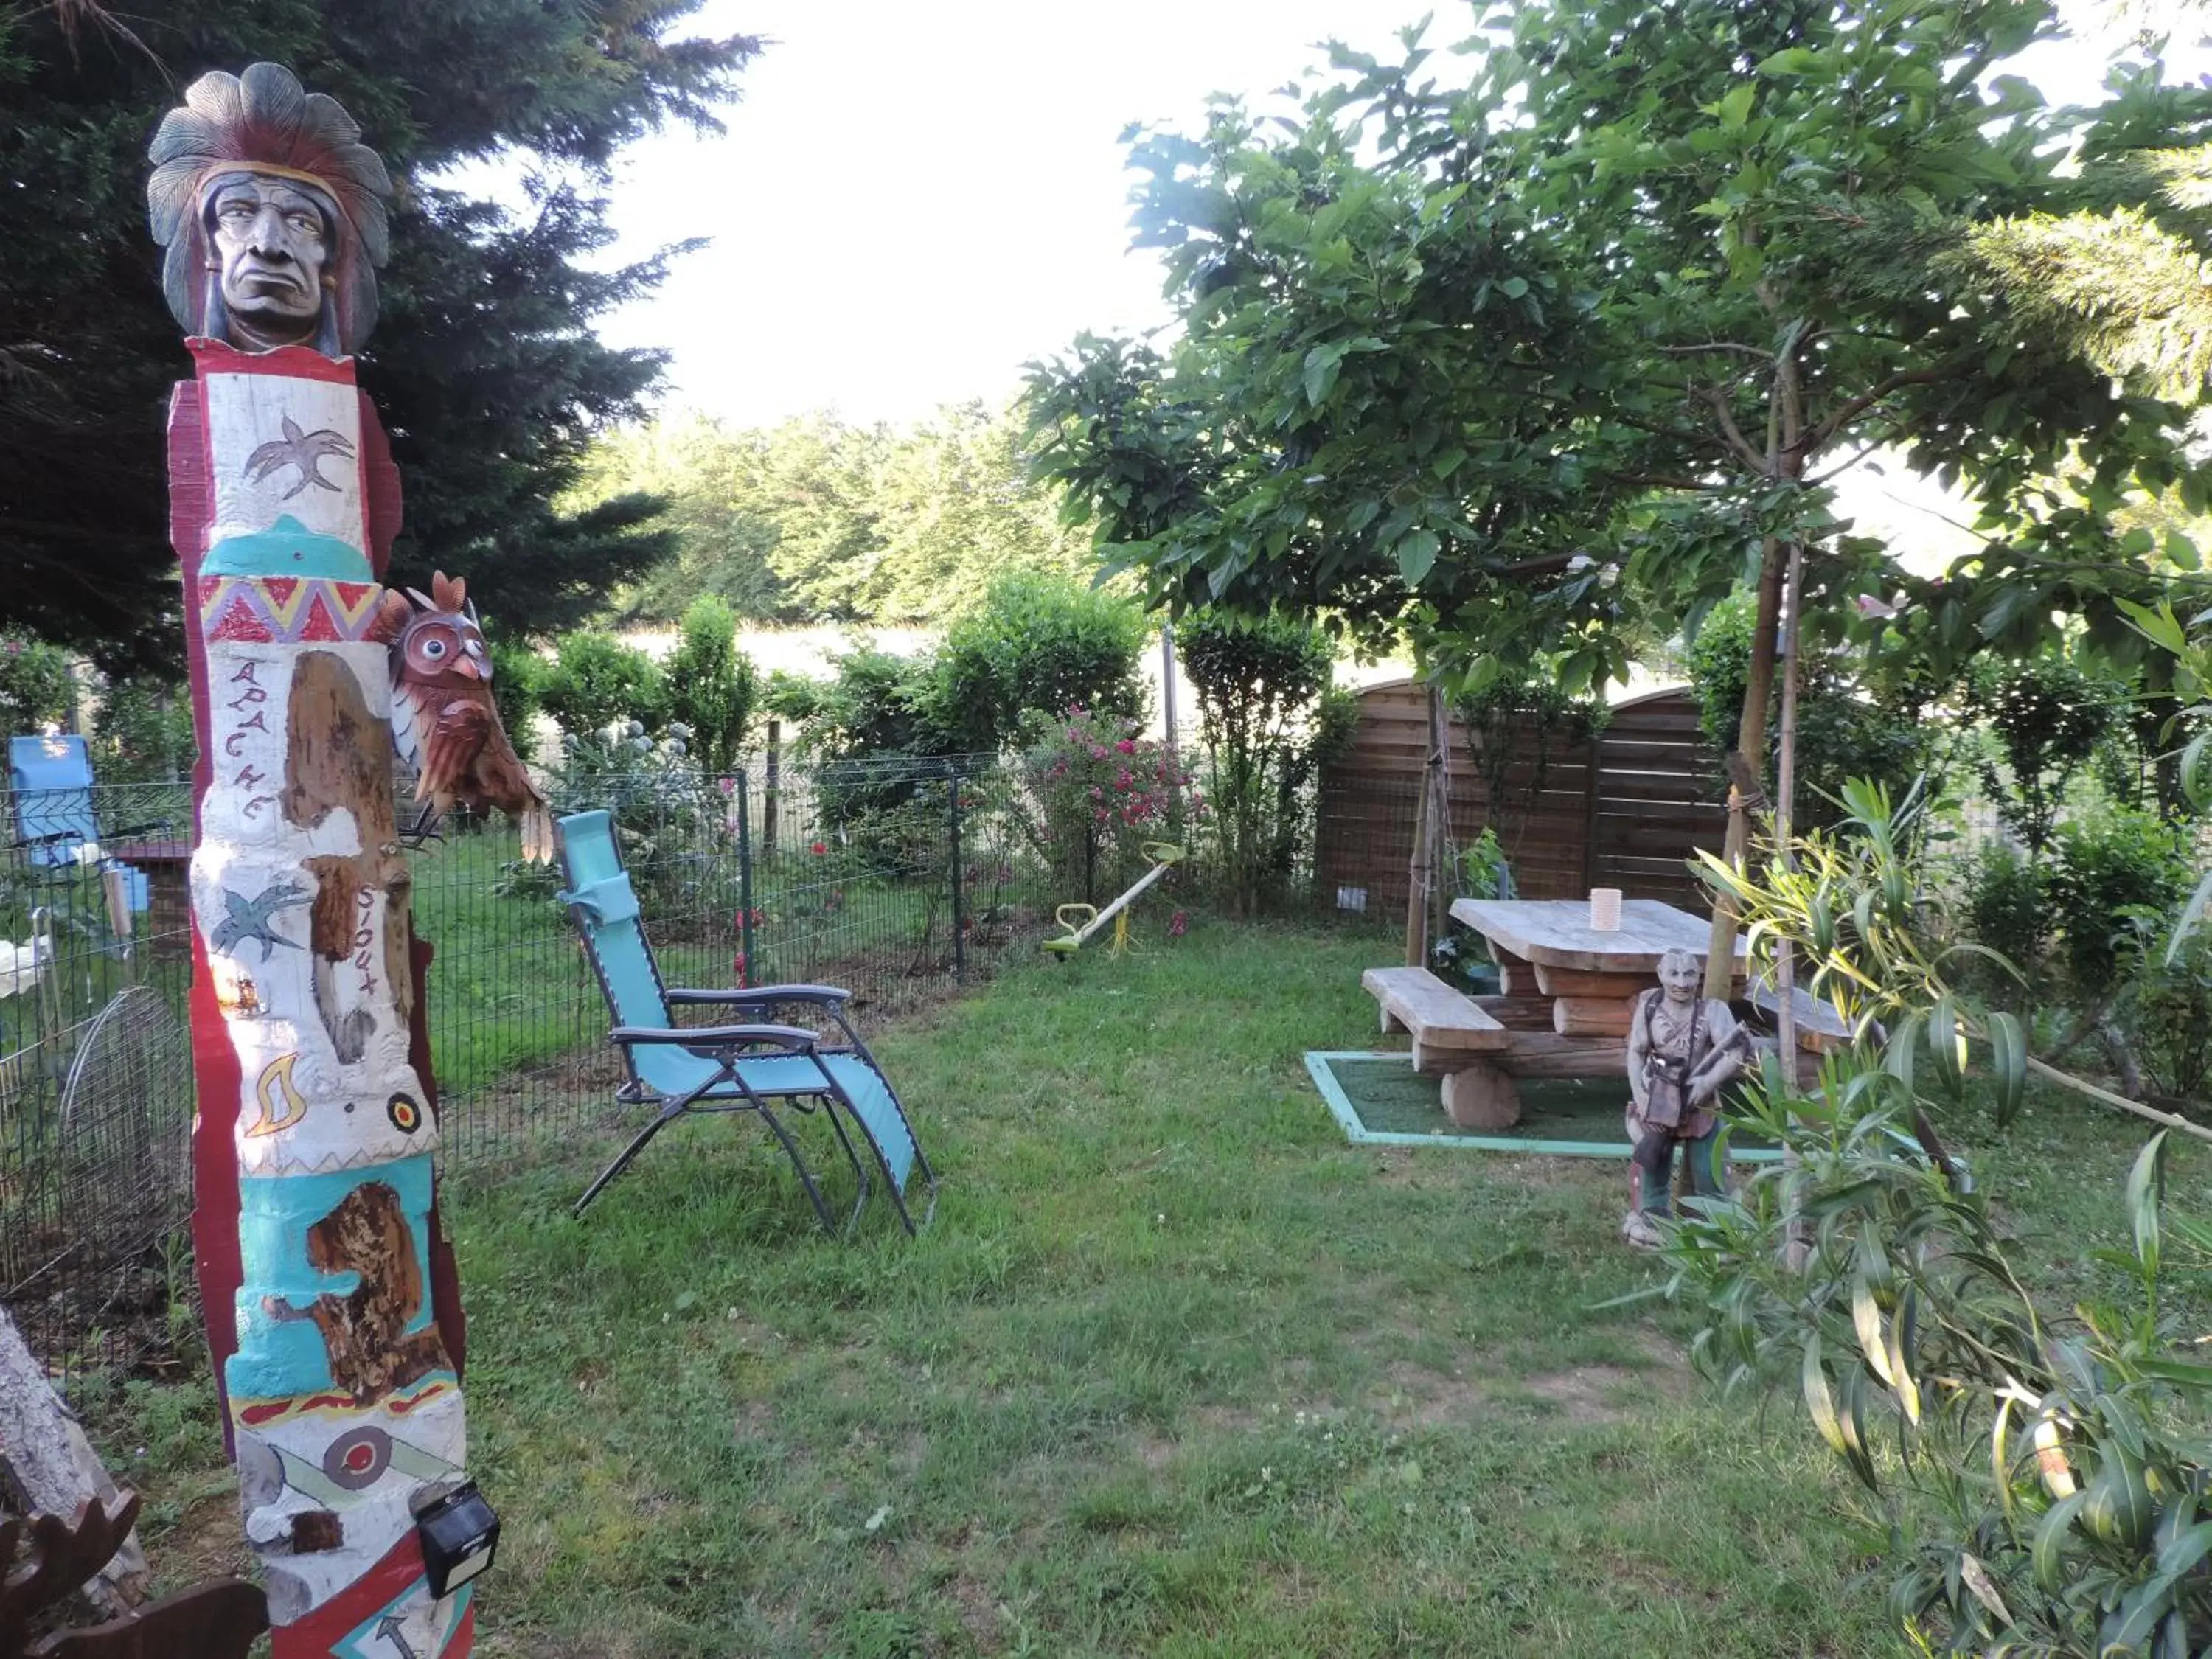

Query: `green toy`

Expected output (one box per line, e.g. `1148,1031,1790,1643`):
1041,842,1183,957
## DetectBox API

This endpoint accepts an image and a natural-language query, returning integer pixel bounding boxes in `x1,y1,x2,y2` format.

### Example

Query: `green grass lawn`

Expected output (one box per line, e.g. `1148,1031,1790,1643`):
80,917,2212,1658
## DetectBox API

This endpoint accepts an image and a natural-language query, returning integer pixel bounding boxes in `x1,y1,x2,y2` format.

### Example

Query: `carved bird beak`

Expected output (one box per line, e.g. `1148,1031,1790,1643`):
453,657,484,681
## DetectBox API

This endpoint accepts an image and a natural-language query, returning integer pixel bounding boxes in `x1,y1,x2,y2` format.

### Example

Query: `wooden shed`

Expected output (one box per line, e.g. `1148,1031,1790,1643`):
1313,681,1726,918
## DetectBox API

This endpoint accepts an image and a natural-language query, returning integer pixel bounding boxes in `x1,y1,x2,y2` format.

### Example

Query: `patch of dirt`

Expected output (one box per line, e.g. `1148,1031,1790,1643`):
147,1489,252,1594
1132,1429,1178,1470
1512,1364,1646,1425
1377,1360,1489,1429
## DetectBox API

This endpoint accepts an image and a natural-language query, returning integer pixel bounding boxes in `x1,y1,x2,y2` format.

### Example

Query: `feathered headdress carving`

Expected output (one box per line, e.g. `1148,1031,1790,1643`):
147,63,393,355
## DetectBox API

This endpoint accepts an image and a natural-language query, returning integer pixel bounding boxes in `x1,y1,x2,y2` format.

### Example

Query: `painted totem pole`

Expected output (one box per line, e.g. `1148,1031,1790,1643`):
150,64,481,1658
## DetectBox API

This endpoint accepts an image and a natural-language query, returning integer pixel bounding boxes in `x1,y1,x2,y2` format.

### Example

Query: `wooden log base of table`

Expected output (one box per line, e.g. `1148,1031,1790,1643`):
1472,994,1557,1031
1440,1060,1520,1130
1530,964,1646,999
1552,997,1635,1037
1496,1032,1627,1079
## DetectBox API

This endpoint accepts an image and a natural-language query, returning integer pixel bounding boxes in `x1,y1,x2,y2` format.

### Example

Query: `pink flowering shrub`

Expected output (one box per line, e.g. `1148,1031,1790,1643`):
1023,706,1199,902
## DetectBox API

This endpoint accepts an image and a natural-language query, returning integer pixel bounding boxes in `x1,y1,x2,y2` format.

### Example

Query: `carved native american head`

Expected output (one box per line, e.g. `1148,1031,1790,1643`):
147,63,392,356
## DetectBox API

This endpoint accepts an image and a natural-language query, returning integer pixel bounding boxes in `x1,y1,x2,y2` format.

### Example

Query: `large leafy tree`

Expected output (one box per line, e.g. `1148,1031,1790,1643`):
0,0,758,668
1028,0,2212,979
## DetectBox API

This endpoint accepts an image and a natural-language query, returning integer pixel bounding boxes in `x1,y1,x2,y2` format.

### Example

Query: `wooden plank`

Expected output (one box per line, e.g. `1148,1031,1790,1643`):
1495,1032,1628,1079
1745,980,1854,1053
1552,997,1635,1037
1360,966,1511,1052
1451,897,1748,973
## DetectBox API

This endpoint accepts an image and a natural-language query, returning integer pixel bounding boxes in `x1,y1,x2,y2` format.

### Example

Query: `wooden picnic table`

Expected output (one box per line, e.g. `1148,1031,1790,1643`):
1449,897,1744,974
1448,897,1747,1041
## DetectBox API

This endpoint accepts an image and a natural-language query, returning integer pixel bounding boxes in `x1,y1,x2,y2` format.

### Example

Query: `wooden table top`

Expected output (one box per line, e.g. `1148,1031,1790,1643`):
1448,897,1749,973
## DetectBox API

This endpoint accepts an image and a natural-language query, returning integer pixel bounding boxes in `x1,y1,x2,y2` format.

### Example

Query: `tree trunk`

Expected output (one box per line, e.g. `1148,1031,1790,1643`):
1703,536,1787,1000
0,1308,148,1618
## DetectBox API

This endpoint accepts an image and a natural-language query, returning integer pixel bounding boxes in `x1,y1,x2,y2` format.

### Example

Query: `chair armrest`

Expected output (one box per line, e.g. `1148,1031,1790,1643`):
667,984,852,1006
610,1023,818,1048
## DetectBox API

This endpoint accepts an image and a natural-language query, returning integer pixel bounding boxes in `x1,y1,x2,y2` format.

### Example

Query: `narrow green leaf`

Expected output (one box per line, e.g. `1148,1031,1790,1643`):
1992,1394,2020,1528
1801,1335,1848,1460
2165,869,2212,963
2126,1132,2166,1279
1929,995,1962,1093
1988,1011,2025,1126
2032,1491,2087,1593
1853,1276,1893,1387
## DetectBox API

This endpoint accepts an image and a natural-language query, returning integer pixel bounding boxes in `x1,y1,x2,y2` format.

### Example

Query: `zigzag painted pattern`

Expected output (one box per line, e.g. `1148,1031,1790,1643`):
200,576,383,644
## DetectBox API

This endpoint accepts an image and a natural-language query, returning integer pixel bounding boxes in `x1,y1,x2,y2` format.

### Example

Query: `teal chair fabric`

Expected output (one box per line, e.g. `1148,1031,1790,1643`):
556,810,933,1230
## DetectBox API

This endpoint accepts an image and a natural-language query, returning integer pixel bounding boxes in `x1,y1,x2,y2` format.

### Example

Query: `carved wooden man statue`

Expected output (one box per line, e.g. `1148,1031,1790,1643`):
1621,946,1750,1249
150,63,479,1659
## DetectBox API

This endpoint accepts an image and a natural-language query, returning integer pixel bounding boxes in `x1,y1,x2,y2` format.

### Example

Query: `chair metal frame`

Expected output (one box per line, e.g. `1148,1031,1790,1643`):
557,813,937,1234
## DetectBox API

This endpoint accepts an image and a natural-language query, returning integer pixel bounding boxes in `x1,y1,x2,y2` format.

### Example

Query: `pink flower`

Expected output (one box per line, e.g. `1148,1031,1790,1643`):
810,839,827,855
717,776,737,796
1169,911,1188,937
1116,739,1135,754
1091,745,1110,759
732,950,748,986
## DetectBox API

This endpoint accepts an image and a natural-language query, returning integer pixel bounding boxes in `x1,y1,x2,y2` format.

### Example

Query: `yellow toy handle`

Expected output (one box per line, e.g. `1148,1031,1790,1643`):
1055,904,1099,934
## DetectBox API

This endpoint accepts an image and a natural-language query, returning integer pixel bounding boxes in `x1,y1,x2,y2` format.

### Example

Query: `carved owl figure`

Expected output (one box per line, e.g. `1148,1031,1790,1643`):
377,572,552,862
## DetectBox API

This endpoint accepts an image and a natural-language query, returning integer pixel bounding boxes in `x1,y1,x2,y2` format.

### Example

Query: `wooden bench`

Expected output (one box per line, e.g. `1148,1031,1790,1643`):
1745,979,1854,1054
1361,967,1524,1129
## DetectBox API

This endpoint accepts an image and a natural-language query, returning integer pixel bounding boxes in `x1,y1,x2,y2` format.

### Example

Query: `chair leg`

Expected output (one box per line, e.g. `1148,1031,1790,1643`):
810,1094,874,1235
575,1099,688,1216
755,1101,839,1236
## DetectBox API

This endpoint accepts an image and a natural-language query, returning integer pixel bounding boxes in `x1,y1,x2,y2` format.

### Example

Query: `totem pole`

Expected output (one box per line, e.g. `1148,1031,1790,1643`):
150,64,487,1657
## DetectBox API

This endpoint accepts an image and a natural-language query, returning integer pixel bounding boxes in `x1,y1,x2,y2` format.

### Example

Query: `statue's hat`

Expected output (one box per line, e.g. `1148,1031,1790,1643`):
148,63,392,354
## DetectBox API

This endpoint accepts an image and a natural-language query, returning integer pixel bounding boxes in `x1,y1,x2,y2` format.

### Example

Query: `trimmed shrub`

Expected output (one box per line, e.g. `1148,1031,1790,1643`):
2050,807,2192,995
922,571,1147,755
1960,651,2118,855
1176,608,1338,916
485,635,546,758
539,630,664,740
664,596,759,776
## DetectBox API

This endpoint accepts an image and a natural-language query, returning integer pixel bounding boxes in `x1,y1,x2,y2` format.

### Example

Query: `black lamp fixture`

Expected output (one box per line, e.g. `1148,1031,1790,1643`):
415,1481,499,1599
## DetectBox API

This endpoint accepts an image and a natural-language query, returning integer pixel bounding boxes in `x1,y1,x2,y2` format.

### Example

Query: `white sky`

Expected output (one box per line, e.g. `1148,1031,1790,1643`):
577,0,2212,437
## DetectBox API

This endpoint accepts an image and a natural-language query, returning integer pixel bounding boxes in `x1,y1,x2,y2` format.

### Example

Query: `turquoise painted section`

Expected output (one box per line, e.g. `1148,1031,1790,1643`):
203,514,372,580
226,1155,440,1402
1301,1051,1784,1162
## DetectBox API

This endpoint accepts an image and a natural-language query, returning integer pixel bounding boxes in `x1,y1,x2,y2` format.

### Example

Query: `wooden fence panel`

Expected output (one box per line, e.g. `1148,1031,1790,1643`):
1314,680,1727,919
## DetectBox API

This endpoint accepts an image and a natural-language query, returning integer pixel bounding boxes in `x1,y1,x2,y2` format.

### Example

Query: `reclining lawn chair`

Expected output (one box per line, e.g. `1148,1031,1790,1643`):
556,809,936,1234
9,734,170,871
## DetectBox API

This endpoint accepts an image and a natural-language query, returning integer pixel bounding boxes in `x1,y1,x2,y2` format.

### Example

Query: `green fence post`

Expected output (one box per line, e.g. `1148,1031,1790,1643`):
948,768,965,983
738,765,755,986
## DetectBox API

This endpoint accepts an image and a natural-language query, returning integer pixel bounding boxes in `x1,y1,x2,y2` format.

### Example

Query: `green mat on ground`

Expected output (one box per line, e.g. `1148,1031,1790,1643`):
1303,1051,1780,1159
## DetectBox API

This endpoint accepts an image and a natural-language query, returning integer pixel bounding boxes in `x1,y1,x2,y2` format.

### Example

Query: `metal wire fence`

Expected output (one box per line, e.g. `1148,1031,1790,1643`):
1,747,1406,1382
0,779,198,1380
